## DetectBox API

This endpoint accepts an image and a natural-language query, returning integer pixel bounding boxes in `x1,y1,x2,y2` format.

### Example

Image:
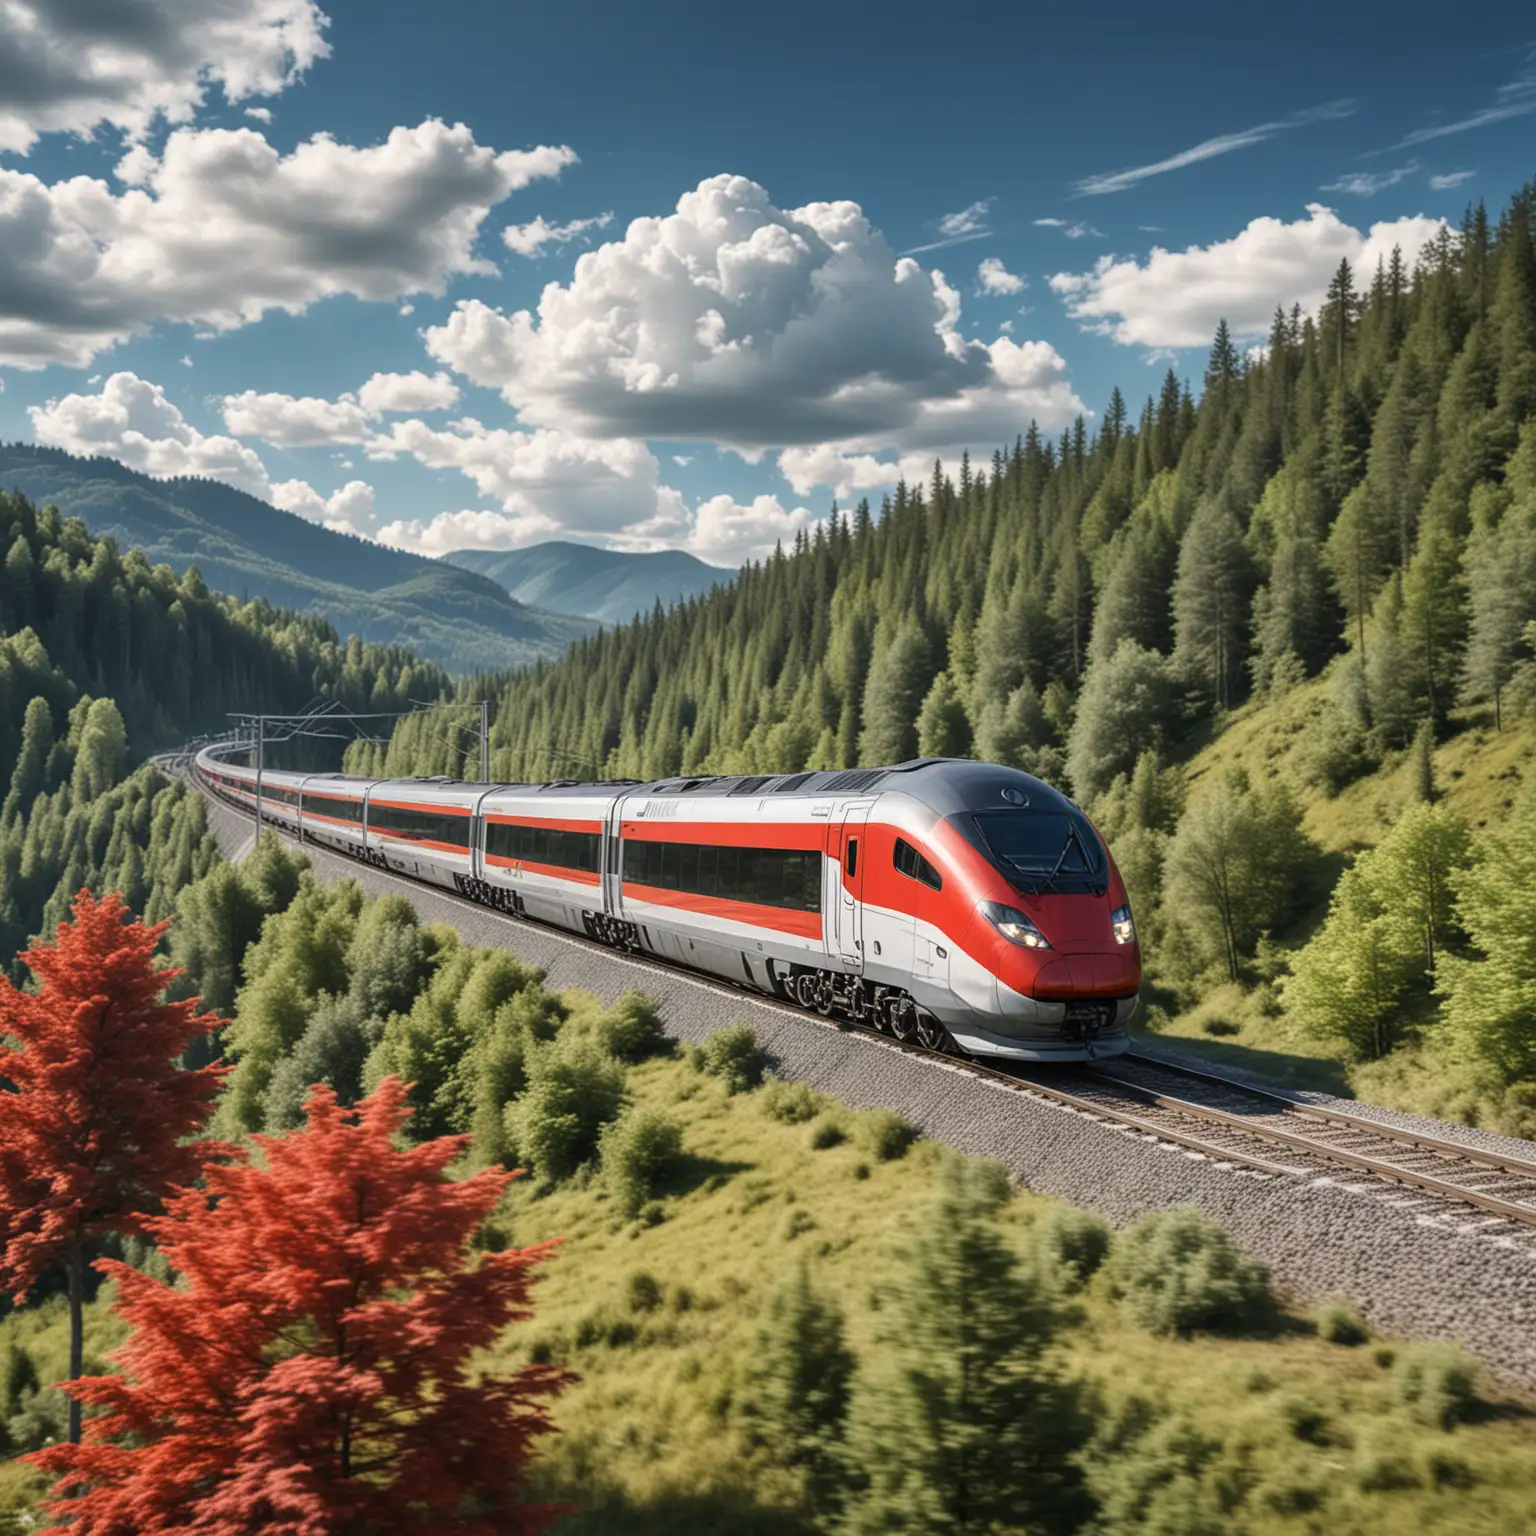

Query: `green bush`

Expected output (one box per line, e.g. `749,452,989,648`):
595,990,670,1063
1317,1297,1370,1346
626,1271,664,1314
859,1107,920,1161
809,1116,847,1150
1395,1344,1480,1430
760,1078,825,1124
1101,1207,1276,1338
1201,1016,1241,1037
1030,1206,1113,1291
504,1037,626,1181
1425,1450,1477,1488
695,1024,766,1093
1278,1397,1338,1446
600,1106,684,1217
1356,1451,1421,1492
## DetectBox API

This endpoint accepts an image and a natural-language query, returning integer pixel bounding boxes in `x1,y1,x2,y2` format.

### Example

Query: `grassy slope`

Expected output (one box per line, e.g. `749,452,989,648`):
1140,676,1536,1119
480,1018,1535,1535
5,1009,1535,1532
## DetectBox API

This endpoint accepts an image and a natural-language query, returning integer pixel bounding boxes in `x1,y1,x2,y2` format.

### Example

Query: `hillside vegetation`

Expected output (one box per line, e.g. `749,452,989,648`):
8,846,1534,1535
0,487,453,957
0,446,595,673
355,181,1536,1128
446,541,726,625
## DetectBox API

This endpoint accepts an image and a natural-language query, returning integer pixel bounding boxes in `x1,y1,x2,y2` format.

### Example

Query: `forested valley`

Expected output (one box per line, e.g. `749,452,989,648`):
0,488,450,966
353,182,1536,1129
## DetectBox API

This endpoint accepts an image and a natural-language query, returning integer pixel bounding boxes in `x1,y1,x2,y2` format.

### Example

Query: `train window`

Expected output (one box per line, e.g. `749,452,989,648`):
893,837,942,891
482,820,601,874
622,838,822,914
369,802,471,849
305,793,364,824
845,838,858,877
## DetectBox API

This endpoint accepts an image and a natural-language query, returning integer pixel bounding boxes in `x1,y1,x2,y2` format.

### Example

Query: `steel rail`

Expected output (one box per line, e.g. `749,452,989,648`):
1081,1056,1536,1226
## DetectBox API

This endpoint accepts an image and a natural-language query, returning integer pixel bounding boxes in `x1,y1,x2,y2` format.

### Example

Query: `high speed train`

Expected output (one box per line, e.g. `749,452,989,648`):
194,746,1140,1061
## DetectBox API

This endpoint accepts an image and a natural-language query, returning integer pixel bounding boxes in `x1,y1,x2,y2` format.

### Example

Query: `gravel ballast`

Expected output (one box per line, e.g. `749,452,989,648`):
196,795,1536,1393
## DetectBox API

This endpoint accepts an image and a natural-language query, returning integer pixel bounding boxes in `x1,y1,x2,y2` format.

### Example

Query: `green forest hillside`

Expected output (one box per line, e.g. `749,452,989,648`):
0,486,453,959
0,446,595,673
355,181,1536,1128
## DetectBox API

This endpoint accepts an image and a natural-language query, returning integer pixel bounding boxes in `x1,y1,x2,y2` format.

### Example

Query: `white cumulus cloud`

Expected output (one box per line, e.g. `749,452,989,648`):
422,173,1083,459
244,107,274,124
0,119,578,369
502,211,614,257
0,0,329,154
221,370,462,445
28,371,375,533
977,257,1025,295
270,478,375,537
1049,204,1449,348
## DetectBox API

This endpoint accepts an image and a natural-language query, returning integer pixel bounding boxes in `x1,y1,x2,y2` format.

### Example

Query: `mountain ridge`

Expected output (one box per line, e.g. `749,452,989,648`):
0,444,595,673
443,541,727,625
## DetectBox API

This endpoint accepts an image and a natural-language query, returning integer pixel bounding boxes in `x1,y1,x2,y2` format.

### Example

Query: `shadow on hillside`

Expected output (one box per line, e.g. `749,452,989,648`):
657,1152,755,1201
1138,1032,1354,1098
546,1486,810,1536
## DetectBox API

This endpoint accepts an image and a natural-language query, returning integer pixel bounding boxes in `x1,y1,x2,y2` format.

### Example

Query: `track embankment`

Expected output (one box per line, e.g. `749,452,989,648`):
189,780,1536,1393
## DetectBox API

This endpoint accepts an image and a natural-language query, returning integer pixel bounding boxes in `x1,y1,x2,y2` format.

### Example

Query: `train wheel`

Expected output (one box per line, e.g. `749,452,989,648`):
794,972,819,1010
889,998,920,1042
914,1011,951,1053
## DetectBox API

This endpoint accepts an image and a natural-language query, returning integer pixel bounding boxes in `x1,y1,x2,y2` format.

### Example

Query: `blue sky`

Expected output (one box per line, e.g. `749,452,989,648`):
0,1,1531,566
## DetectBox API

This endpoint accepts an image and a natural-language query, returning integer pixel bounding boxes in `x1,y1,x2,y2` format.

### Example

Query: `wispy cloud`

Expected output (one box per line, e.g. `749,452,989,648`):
899,230,991,256
1034,217,1101,238
938,199,993,237
1138,224,1164,233
1073,99,1356,196
1429,170,1477,190
1321,161,1418,196
503,211,614,257
1395,58,1536,147
901,199,994,256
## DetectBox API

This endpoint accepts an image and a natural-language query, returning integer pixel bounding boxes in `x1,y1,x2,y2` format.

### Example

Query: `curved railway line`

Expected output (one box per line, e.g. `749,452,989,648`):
174,751,1536,1239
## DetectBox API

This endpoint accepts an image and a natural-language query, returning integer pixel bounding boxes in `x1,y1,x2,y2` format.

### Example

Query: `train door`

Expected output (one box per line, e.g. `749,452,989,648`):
832,804,869,970
602,793,629,917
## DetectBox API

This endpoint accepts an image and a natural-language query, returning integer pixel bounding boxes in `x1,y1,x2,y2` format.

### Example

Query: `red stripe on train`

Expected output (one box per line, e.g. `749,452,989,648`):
370,797,473,816
371,831,471,857
621,881,822,939
620,821,826,851
484,855,601,887
485,813,604,834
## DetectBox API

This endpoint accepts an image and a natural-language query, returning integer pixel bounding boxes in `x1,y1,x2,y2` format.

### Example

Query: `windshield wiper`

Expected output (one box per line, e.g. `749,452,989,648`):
1041,821,1082,891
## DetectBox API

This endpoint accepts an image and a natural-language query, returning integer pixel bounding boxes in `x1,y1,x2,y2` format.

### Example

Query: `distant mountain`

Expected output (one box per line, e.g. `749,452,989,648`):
444,541,727,624
0,445,596,673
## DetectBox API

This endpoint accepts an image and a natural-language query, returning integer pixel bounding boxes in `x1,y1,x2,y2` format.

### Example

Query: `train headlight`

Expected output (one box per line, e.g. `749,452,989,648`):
979,901,1051,950
1111,903,1136,945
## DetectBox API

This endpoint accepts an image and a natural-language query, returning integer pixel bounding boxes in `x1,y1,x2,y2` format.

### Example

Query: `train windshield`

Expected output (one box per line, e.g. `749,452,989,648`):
972,810,1103,889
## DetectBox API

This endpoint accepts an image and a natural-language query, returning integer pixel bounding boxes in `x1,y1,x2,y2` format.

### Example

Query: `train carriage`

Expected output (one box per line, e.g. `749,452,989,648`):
193,747,1140,1062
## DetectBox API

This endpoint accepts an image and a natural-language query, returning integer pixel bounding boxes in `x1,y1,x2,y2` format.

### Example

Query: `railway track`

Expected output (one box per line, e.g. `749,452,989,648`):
175,754,1536,1233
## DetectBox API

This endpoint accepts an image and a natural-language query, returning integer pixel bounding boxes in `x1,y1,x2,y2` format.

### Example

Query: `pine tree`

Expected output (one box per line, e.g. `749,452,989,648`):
838,1158,1091,1535
858,623,933,764
916,670,972,757
29,1079,572,1534
1172,498,1252,710
752,1262,855,1516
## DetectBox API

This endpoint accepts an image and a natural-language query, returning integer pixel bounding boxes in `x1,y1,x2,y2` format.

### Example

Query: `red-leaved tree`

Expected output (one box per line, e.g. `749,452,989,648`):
0,889,228,1443
30,1076,573,1535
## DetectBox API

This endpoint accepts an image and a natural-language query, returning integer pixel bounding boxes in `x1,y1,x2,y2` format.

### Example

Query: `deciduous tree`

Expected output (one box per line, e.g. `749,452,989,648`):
0,890,227,1443
29,1078,571,1535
